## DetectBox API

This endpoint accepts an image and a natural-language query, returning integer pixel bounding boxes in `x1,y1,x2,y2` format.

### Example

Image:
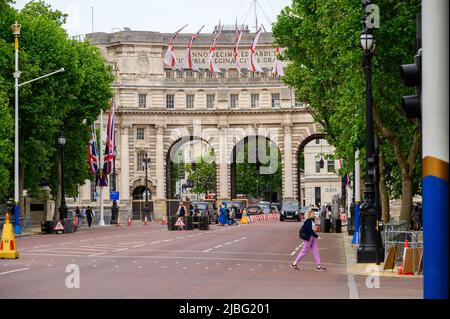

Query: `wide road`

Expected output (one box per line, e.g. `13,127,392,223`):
1,219,422,298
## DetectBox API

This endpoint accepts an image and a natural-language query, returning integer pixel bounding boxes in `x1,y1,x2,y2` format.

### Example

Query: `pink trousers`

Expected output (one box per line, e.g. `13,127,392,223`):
294,236,321,266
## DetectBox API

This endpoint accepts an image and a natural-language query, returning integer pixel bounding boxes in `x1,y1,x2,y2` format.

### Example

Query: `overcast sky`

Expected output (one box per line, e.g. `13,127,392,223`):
13,0,293,36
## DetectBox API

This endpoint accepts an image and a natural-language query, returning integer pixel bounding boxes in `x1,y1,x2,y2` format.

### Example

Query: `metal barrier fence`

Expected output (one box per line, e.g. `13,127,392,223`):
0,216,33,234
383,228,423,273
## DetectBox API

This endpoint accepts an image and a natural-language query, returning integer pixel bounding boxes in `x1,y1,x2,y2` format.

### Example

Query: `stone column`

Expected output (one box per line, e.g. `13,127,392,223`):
120,124,130,201
283,123,294,200
154,124,166,220
218,124,229,200
155,124,166,200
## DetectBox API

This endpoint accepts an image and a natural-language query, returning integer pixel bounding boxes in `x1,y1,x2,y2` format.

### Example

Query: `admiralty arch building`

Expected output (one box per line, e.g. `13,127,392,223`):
59,27,341,221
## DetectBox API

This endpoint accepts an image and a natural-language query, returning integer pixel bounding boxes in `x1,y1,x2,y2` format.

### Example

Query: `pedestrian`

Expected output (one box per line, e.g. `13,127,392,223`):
86,206,93,228
219,204,227,226
291,209,327,272
412,204,421,231
228,205,237,226
81,206,86,225
177,204,186,217
75,206,81,228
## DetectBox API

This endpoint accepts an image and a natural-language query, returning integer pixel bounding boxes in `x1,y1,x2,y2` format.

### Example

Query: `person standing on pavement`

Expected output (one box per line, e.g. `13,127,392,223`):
75,206,81,228
81,206,86,225
219,204,227,226
86,206,94,228
412,204,421,231
291,209,327,272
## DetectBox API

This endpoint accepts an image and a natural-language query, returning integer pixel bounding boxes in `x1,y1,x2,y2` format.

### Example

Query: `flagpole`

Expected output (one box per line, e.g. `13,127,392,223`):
99,109,105,226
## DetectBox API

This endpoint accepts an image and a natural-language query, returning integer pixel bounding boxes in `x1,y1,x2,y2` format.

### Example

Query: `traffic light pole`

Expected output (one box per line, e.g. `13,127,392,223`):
422,0,448,299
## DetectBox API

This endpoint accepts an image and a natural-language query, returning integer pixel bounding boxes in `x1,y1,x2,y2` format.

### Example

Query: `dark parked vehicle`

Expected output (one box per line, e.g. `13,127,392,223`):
259,202,272,214
247,205,262,215
191,201,215,223
280,201,301,222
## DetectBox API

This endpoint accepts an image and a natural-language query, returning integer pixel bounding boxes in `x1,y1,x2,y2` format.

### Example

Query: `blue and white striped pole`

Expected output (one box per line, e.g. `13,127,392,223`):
352,149,361,244
422,0,449,299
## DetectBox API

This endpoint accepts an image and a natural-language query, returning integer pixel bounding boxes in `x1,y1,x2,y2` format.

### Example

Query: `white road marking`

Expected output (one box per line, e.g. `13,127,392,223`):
163,239,173,242
113,248,128,252
88,252,107,257
58,242,75,245
214,245,223,248
347,274,360,299
203,249,213,252
80,239,94,243
290,243,304,256
33,245,51,248
176,237,185,239
132,245,146,248
0,268,30,276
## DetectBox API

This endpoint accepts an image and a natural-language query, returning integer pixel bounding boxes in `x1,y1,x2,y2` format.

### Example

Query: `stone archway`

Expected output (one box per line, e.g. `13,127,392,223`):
230,135,282,201
165,136,217,200
295,134,327,205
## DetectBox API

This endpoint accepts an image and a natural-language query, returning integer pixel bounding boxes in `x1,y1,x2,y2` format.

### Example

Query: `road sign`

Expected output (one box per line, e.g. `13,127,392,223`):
54,221,64,233
175,217,185,227
94,192,99,198
110,191,119,201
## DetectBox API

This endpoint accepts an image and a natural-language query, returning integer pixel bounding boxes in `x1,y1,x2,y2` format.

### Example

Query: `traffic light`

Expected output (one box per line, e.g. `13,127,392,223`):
400,50,422,119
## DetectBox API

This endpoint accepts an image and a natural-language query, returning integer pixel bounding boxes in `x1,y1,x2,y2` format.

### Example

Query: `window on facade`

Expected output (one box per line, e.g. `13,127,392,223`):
316,138,320,144
137,153,146,171
165,70,174,79
139,94,147,108
294,91,303,107
166,94,174,109
185,70,194,79
207,94,215,108
315,187,321,206
176,70,183,79
251,94,259,108
229,69,239,79
186,94,195,109
271,93,280,108
315,157,321,173
327,160,335,173
205,70,214,79
90,180,97,202
230,94,239,109
136,128,145,140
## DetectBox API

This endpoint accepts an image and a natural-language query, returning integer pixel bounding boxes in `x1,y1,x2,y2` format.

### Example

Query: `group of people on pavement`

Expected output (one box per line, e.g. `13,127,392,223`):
410,202,422,231
218,204,238,226
74,206,95,228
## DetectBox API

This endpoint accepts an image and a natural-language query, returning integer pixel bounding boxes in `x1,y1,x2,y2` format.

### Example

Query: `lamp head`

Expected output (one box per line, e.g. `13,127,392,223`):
11,21,21,36
360,32,375,51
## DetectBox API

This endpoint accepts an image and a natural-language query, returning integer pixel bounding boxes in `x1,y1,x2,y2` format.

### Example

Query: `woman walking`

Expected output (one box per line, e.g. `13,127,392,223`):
291,209,327,271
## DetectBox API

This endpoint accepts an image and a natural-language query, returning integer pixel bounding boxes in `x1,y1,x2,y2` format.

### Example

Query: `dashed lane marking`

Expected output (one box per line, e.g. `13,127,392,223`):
132,245,146,248
0,268,30,276
203,248,213,252
88,252,107,257
80,239,94,243
214,245,223,248
290,243,304,256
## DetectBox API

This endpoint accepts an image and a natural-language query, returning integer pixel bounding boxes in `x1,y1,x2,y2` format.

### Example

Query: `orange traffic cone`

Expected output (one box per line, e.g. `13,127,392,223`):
161,213,167,225
144,216,149,225
128,216,132,226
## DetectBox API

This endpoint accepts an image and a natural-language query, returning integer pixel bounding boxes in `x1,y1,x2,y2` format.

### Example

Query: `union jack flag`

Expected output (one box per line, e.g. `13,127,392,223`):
183,25,204,72
208,22,222,73
164,24,188,69
87,125,99,175
103,104,115,175
247,26,264,73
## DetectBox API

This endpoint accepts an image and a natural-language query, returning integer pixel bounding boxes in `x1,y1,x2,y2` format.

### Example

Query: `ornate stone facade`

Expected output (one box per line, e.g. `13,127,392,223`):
70,29,338,219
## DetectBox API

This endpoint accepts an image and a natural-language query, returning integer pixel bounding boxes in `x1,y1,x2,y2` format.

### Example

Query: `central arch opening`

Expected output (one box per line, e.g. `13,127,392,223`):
230,136,282,202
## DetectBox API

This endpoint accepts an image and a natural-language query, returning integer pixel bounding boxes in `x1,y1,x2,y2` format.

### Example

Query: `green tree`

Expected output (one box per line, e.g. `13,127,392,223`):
0,1,113,216
185,149,216,198
273,0,421,221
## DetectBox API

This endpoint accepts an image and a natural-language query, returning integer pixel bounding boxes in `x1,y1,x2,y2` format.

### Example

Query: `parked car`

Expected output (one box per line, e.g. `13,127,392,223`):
191,201,214,223
280,201,301,222
247,205,262,215
259,201,271,214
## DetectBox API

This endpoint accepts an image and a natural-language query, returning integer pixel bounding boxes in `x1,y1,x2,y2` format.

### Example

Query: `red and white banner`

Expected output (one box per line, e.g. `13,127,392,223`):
247,26,264,73
208,22,222,73
272,47,285,76
164,24,188,69
233,29,243,72
182,25,205,72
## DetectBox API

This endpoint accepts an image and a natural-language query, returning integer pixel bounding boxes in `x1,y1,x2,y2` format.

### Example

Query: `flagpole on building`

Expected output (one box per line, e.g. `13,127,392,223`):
99,109,105,226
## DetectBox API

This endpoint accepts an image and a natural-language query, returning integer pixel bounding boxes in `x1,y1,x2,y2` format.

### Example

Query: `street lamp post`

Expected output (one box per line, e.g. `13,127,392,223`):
58,129,68,221
11,21,64,234
142,154,151,221
357,1,383,263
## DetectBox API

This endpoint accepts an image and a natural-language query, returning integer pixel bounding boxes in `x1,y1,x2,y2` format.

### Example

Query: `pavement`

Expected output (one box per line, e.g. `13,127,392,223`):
0,219,423,299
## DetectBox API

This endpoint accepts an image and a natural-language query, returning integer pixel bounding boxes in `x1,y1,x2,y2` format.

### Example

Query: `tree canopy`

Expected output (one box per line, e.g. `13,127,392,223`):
272,0,421,220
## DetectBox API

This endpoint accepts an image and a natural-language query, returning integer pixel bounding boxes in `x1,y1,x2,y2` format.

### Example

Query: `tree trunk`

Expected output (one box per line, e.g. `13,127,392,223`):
399,170,413,222
378,152,390,223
